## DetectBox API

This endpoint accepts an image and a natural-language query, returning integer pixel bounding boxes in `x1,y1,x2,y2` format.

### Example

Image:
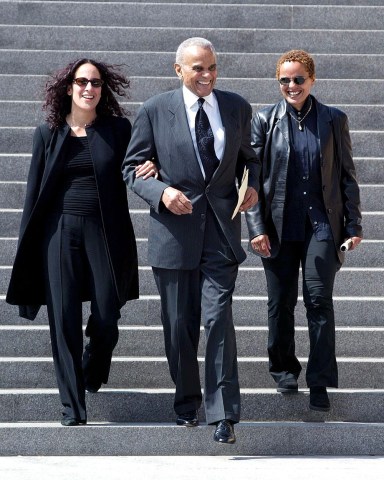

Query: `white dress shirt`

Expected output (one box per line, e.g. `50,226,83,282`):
182,85,225,179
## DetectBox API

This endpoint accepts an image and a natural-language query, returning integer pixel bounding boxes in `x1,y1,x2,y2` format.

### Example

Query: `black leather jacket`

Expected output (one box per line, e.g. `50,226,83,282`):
245,97,362,262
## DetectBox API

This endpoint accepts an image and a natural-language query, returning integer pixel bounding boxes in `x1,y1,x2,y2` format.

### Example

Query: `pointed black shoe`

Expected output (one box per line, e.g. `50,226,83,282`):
61,417,87,426
176,410,199,427
277,376,298,393
309,386,330,412
85,382,102,393
213,420,236,444
83,346,102,393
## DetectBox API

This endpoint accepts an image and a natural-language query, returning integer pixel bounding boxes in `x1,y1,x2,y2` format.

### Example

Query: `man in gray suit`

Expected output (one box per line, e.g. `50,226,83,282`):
123,37,260,444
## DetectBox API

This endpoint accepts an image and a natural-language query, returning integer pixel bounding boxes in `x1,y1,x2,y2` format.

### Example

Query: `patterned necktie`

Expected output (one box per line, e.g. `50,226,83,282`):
195,98,219,182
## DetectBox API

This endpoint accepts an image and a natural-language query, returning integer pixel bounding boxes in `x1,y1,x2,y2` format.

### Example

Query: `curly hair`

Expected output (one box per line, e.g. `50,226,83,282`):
276,50,316,80
43,58,130,128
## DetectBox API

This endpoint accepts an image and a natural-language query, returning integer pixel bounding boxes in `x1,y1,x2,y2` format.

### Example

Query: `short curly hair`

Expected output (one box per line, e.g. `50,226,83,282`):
276,50,315,80
43,58,131,129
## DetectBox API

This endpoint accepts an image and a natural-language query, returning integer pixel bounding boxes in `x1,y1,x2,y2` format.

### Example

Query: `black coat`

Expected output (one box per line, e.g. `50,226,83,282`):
6,116,139,319
245,97,362,262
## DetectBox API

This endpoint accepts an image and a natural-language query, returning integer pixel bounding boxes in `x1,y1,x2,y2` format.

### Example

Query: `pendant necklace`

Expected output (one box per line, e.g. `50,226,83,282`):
288,98,312,131
68,114,97,129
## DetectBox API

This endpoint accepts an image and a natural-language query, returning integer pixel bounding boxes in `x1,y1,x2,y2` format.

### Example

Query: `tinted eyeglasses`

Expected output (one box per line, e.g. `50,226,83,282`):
278,76,307,86
73,77,104,88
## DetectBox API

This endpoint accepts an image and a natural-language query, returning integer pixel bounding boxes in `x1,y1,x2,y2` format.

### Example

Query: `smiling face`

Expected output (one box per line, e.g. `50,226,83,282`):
278,61,315,111
174,45,217,97
67,62,103,115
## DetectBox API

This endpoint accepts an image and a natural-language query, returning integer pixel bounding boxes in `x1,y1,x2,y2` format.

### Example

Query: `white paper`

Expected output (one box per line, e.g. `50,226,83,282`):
340,239,353,252
231,167,249,220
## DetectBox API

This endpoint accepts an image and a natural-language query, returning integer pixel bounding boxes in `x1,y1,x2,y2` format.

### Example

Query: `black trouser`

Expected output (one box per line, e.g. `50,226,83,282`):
152,209,240,425
43,213,120,421
262,229,340,388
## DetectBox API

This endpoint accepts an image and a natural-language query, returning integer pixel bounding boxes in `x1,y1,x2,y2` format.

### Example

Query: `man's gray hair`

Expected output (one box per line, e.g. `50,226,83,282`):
175,37,217,65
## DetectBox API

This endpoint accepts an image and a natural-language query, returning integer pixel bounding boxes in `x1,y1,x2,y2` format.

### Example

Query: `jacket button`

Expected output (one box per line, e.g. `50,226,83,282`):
327,208,332,213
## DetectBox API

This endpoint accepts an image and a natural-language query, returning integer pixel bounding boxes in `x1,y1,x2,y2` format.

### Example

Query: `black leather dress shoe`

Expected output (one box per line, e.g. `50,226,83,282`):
213,420,236,444
85,382,101,393
83,345,102,393
277,376,298,393
309,386,330,412
61,417,87,427
176,410,199,427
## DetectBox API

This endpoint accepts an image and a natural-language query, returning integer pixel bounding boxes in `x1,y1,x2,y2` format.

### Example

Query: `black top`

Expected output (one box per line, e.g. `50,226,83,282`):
61,136,100,216
282,96,332,242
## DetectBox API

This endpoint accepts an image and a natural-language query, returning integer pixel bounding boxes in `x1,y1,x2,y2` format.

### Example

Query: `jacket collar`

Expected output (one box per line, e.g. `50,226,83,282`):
274,96,333,166
168,87,240,184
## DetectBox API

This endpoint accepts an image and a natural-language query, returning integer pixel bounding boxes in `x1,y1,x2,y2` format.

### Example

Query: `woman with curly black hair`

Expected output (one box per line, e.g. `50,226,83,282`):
7,59,157,425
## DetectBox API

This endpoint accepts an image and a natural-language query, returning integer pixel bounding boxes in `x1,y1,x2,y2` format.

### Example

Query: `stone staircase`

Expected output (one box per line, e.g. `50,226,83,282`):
0,0,383,455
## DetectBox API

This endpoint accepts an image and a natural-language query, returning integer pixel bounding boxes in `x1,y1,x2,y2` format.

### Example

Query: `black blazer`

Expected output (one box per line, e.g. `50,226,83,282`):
245,97,362,262
123,87,261,269
6,116,139,319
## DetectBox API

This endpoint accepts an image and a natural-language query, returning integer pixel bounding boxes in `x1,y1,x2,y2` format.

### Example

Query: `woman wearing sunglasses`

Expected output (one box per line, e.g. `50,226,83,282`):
7,58,157,425
245,50,362,411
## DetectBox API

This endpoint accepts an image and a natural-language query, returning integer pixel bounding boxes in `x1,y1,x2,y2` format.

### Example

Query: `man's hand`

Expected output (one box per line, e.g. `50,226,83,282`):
161,187,193,215
239,187,258,212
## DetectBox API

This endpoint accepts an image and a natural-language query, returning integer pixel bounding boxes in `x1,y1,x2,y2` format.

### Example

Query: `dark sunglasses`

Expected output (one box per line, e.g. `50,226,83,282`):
278,76,307,86
73,77,104,88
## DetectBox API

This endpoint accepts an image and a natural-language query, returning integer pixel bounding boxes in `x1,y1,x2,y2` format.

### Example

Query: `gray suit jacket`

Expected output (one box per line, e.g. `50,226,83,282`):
123,87,260,269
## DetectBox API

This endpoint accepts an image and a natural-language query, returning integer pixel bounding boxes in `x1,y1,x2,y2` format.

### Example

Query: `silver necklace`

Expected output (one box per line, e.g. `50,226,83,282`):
288,98,312,131
68,114,96,129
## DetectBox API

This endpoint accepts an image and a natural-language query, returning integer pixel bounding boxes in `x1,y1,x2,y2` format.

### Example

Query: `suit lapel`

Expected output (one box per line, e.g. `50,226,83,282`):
168,89,205,182
215,90,237,170
316,99,333,168
275,100,290,146
40,125,70,189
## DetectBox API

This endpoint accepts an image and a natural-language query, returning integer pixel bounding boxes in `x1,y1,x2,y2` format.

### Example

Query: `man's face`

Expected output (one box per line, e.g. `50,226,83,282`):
174,45,217,97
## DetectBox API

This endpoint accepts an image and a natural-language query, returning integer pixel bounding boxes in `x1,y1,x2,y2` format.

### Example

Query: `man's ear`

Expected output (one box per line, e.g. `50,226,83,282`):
174,63,183,79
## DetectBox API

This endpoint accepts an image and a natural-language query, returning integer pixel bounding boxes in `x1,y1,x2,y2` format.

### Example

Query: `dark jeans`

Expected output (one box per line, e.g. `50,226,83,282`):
262,231,340,388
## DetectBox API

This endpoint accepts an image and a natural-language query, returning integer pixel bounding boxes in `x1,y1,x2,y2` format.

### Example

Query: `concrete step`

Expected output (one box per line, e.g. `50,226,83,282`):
0,154,382,184
0,210,382,241
1,26,384,54
2,296,384,327
0,357,383,389
1,210,382,240
1,325,383,358
1,183,381,212
1,76,384,106
4,0,384,4
1,238,382,269
2,101,384,131
2,51,384,80
0,0,382,460
2,3,384,30
1,388,383,423
1,265,384,297
0,126,382,158
9,0,383,5
1,420,384,456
